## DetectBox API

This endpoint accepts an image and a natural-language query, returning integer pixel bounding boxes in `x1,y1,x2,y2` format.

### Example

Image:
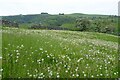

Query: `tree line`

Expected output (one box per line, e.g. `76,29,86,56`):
2,14,118,35
1,20,19,28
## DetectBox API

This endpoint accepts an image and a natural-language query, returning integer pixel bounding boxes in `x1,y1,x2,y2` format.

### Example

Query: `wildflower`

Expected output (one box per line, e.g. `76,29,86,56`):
75,68,78,71
33,75,36,78
114,73,116,75
17,53,20,55
82,71,85,74
86,64,89,66
35,69,38,72
27,72,30,75
21,44,24,47
40,73,43,75
8,44,11,46
77,59,80,62
45,50,47,53
39,48,43,51
23,64,27,67
76,74,79,77
57,72,59,75
16,50,19,52
49,71,53,76
84,74,86,77
105,67,107,69
50,45,53,47
65,70,68,73
0,69,3,72
47,67,50,69
4,48,8,50
31,52,34,54
10,54,13,57
91,75,94,78
100,74,103,76
47,55,50,58
0,57,2,59
38,76,41,78
72,74,75,77
106,74,109,76
108,61,110,64
29,74,32,77
97,74,99,76
16,56,19,59
57,75,60,78
30,47,32,49
15,60,18,63
42,58,44,61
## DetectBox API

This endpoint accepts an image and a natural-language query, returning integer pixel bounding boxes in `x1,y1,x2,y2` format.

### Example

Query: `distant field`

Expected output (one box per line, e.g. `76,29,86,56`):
2,28,118,78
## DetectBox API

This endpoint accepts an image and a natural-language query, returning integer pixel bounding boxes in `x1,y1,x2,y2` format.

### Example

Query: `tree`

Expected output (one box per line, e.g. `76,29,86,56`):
76,19,90,31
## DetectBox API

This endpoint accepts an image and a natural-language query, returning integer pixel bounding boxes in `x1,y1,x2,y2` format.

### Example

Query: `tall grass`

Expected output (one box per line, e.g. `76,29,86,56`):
2,28,118,78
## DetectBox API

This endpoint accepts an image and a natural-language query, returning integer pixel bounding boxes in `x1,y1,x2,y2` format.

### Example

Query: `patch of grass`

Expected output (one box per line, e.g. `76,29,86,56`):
2,28,118,78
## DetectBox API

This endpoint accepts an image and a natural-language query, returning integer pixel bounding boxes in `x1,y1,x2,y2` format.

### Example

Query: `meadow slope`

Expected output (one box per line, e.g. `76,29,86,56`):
2,28,118,78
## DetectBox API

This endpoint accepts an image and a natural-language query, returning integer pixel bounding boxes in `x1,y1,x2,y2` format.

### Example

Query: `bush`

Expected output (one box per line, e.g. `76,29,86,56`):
76,19,90,31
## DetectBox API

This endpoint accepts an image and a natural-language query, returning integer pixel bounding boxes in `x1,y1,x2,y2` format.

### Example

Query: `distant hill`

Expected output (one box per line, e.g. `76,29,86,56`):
2,13,113,25
1,13,118,35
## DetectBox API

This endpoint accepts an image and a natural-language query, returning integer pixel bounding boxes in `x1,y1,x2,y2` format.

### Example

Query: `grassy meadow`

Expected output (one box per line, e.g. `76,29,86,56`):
2,27,118,78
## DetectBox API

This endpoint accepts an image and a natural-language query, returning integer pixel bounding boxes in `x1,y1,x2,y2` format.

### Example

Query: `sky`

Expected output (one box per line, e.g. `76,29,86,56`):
0,0,119,16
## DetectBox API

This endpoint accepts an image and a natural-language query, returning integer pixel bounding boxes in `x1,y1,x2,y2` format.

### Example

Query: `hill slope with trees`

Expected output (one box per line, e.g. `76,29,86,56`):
2,13,118,35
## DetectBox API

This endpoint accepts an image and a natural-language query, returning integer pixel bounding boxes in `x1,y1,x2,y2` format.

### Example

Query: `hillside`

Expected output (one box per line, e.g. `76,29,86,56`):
2,13,118,35
2,28,118,78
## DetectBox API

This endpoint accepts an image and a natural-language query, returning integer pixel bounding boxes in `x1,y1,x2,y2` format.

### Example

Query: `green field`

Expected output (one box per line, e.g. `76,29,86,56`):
2,28,118,78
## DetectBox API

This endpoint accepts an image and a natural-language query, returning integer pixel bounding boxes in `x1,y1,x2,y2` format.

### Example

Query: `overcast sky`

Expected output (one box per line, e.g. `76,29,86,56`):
0,0,119,16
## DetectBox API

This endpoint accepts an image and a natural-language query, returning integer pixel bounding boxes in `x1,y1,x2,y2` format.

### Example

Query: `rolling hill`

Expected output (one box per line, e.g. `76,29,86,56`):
2,13,118,35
